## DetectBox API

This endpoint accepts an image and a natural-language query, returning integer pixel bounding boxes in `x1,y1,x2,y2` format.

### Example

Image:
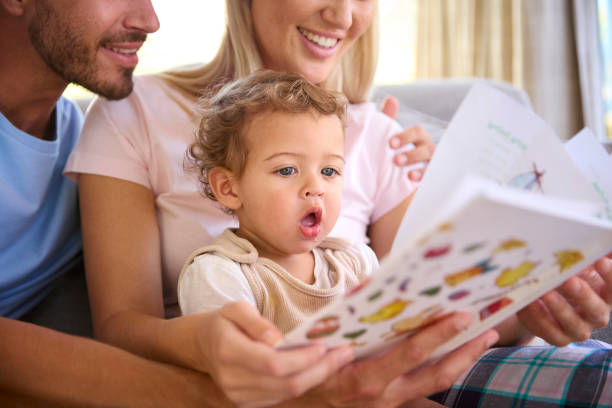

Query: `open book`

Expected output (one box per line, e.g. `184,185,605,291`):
278,84,612,360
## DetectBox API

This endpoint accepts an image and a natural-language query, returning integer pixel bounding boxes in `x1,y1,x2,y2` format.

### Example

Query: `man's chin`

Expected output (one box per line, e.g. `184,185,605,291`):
80,71,135,100
98,81,134,100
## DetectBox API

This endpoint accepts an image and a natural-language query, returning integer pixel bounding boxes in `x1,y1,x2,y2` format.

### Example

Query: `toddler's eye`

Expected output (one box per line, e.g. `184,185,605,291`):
321,167,339,177
276,167,296,176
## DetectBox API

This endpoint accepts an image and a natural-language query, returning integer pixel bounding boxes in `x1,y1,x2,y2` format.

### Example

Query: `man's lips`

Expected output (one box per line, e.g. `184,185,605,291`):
104,41,144,54
102,41,144,54
100,41,145,68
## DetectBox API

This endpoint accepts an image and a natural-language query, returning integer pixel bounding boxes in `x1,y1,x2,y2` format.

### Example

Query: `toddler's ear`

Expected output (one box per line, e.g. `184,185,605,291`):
208,167,242,210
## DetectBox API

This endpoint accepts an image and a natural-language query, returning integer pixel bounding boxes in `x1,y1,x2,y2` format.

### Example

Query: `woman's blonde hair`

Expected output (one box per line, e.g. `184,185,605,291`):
159,0,379,104
186,70,348,210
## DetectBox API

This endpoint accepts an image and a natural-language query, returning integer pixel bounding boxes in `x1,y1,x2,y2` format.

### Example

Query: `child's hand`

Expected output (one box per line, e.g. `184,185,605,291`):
196,301,354,407
381,96,435,182
517,254,612,345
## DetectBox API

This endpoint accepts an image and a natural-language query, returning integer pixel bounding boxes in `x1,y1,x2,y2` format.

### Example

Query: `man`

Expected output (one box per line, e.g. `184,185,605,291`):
0,1,231,405
1,0,156,322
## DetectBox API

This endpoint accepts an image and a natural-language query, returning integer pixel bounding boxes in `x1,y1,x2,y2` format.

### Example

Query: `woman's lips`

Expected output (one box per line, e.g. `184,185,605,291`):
297,27,340,48
297,27,340,58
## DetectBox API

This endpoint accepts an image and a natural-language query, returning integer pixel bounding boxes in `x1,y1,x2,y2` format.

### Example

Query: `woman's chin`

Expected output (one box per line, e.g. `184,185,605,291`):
293,65,334,86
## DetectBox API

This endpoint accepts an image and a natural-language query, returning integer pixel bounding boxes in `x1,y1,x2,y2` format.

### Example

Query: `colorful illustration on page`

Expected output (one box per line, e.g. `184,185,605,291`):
300,230,583,349
285,198,592,358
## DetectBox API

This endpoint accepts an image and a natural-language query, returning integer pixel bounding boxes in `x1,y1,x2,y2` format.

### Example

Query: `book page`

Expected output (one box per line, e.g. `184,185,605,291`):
280,177,612,359
565,128,612,221
393,84,601,252
280,85,612,361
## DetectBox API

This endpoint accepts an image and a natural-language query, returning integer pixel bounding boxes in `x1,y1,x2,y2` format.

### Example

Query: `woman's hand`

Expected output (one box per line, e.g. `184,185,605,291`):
381,96,436,182
517,254,612,346
278,312,499,408
196,301,355,408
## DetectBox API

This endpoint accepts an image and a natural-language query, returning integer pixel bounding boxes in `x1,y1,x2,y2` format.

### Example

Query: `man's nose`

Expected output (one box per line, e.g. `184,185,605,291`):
124,0,161,34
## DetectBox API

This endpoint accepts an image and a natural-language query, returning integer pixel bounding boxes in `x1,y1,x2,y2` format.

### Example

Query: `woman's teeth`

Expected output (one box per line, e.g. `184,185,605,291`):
298,27,337,49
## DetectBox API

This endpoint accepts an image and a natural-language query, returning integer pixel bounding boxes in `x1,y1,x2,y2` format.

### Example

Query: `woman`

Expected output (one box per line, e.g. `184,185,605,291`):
65,1,612,406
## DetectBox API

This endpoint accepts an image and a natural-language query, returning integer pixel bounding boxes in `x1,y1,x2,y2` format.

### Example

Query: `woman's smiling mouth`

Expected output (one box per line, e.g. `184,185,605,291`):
298,27,339,49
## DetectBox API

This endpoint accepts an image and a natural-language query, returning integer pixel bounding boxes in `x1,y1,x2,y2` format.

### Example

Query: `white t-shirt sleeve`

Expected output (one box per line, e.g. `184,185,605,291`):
341,241,380,278
360,243,380,276
178,254,257,315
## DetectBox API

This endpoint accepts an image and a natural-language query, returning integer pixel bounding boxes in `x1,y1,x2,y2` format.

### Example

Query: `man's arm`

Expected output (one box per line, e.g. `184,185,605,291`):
0,317,231,407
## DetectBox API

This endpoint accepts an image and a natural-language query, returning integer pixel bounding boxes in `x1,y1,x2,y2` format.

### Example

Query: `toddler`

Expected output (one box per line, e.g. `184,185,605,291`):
178,70,378,333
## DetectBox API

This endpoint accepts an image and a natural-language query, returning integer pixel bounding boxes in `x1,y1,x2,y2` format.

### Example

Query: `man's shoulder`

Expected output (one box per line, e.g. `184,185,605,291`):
57,96,83,118
56,96,84,145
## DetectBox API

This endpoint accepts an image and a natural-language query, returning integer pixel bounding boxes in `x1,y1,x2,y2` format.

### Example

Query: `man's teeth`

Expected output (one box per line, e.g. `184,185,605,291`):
109,47,137,54
298,28,337,48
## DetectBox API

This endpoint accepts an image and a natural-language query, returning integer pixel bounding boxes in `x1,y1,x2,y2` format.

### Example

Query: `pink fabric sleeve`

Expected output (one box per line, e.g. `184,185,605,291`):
371,116,416,221
64,90,152,189
345,103,417,224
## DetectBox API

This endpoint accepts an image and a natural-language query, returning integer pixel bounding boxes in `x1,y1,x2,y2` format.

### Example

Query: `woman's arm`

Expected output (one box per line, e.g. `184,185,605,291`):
79,174,167,356
367,195,412,259
78,174,353,406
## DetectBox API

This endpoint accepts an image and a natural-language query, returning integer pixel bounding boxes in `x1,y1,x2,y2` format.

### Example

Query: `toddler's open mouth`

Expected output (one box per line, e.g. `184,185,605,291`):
299,207,322,238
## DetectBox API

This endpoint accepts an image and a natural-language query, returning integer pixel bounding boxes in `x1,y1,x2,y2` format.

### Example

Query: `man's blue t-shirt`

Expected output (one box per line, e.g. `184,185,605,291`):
0,97,83,318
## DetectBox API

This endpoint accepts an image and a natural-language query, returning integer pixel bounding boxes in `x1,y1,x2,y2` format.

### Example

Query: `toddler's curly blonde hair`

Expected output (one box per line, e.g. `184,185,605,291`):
187,70,348,206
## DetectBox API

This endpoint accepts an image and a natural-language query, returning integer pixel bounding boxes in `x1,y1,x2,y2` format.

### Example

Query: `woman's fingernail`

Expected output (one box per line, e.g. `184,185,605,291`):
395,154,407,165
390,137,400,148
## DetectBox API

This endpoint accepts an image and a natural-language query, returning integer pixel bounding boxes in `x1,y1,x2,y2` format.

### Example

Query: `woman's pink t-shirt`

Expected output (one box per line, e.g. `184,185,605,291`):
64,75,415,316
